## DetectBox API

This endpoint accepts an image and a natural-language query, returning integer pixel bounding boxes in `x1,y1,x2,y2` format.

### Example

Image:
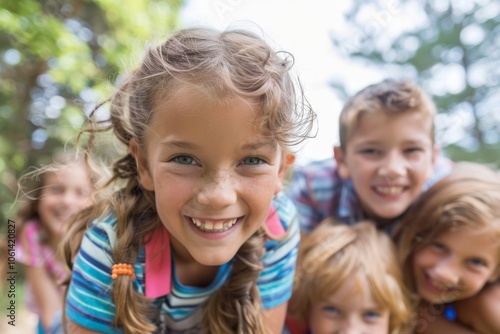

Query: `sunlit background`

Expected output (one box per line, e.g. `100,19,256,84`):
180,0,500,166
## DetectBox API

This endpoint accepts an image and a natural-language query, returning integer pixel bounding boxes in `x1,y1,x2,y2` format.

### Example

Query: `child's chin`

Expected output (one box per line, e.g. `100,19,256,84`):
420,290,459,305
193,251,236,267
371,210,405,222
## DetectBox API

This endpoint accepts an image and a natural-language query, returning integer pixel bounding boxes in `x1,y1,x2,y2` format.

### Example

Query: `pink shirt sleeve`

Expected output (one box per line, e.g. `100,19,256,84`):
16,220,45,267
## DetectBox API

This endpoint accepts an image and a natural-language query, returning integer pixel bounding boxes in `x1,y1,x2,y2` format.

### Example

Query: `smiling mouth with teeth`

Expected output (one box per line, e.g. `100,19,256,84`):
374,186,405,196
428,279,454,292
191,218,238,233
423,272,460,295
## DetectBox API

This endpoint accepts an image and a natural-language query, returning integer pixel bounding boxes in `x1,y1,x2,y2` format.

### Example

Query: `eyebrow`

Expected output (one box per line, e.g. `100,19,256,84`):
160,140,199,150
160,140,277,152
240,141,277,152
354,139,430,146
402,139,431,145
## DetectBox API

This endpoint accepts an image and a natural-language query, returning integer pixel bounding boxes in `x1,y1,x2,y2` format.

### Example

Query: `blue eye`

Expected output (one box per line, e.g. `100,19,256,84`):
364,311,381,319
468,258,486,268
242,157,264,165
360,148,378,155
404,147,422,154
172,155,196,165
322,305,339,315
359,148,382,157
430,242,447,253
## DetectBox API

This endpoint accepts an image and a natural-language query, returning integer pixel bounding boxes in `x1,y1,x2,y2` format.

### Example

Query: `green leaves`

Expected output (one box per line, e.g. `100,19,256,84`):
330,0,500,167
0,0,182,227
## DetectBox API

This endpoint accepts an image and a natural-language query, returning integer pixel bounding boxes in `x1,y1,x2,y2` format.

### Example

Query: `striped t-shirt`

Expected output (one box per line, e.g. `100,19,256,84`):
66,193,299,333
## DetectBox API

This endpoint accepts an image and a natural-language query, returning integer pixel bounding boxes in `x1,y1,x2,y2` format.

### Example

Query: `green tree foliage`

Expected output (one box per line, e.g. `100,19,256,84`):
329,0,500,167
0,0,182,226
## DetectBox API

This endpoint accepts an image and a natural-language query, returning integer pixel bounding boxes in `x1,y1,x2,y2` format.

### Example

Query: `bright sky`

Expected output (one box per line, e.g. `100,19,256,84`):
179,0,429,165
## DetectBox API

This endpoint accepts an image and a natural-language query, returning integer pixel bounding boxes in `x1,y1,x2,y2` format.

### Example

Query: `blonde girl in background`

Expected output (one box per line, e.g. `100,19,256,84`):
395,163,500,334
286,219,412,334
15,151,94,334
62,27,315,334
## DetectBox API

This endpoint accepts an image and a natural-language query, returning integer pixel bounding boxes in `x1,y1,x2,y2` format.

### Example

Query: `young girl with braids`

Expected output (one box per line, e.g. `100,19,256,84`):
394,163,500,334
62,27,315,334
15,151,94,334
286,219,412,334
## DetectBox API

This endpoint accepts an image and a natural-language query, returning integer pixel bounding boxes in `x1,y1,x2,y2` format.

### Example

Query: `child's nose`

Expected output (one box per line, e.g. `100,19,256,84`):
196,172,237,208
338,315,365,334
378,151,407,179
431,260,460,287
60,191,76,206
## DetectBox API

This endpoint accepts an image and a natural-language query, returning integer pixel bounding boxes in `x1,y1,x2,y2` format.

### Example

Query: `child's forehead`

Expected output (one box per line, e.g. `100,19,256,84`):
359,108,431,128
440,224,497,237
321,274,379,304
146,88,281,148
432,225,500,253
348,110,433,144
153,83,258,116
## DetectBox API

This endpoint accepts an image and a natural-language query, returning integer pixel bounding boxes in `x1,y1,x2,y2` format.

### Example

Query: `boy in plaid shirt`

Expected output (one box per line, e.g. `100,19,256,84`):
287,79,452,234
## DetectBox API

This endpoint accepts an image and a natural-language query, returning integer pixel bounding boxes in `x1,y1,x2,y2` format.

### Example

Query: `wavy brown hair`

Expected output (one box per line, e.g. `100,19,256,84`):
289,219,413,334
62,27,315,334
394,162,500,302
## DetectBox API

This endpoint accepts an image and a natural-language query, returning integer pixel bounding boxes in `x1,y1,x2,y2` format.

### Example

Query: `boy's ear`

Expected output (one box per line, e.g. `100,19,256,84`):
129,139,154,191
334,146,350,179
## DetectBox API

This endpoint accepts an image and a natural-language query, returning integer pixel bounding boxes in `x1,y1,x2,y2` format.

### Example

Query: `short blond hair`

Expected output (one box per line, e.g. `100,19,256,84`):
289,219,413,334
339,79,436,150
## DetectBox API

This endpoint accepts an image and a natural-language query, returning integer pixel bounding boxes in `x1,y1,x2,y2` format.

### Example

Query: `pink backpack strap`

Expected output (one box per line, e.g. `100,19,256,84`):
263,204,286,240
145,225,172,298
144,205,284,297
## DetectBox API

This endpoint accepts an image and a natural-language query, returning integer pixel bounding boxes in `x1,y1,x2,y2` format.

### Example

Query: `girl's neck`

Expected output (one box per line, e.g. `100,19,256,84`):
174,255,220,287
170,235,220,287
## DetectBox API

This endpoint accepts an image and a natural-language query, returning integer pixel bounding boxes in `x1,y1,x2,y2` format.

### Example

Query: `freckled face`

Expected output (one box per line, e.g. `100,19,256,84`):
135,88,284,267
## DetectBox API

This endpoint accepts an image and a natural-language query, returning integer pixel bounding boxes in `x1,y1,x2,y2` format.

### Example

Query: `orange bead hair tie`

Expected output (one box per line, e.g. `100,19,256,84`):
111,263,136,280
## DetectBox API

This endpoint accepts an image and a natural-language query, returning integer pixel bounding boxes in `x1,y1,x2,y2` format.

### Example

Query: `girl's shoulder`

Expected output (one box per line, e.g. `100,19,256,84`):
17,219,42,248
258,193,301,309
21,218,43,235
17,219,50,267
270,192,298,232
86,212,119,244
77,212,121,261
